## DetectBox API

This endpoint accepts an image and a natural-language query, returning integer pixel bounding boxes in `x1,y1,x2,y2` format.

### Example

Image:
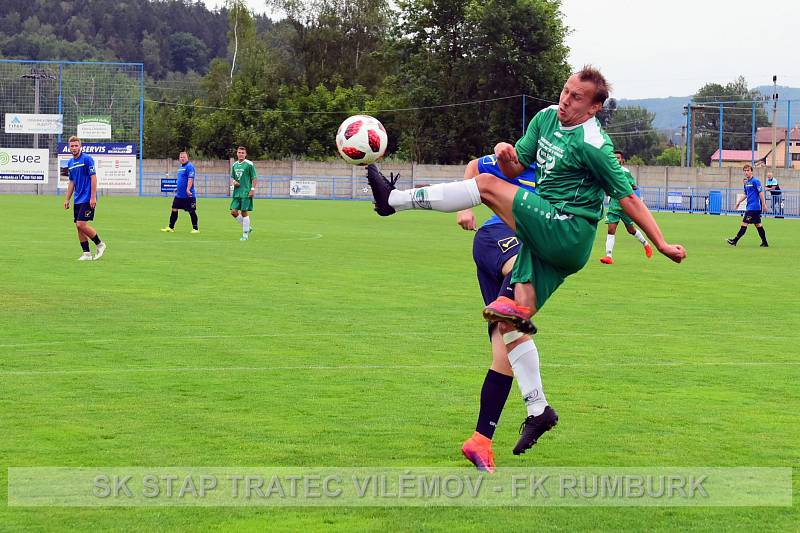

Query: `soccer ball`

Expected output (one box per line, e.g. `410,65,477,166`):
335,115,388,165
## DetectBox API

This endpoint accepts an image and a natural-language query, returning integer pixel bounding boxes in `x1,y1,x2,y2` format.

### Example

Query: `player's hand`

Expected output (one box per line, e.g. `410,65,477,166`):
248,189,254,198
186,190,192,197
64,200,69,210
494,142,519,165
658,243,686,263
456,209,476,230
90,197,97,209
232,180,240,187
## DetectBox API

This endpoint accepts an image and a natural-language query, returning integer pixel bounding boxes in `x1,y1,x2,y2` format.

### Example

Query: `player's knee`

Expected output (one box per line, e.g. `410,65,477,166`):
230,210,238,217
626,225,636,235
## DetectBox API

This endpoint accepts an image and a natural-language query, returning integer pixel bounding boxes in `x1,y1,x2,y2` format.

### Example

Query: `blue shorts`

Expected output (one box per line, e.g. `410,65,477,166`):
743,210,762,224
73,202,95,222
474,222,520,338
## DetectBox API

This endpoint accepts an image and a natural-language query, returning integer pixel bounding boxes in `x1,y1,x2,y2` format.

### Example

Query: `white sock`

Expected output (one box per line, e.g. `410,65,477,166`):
236,215,243,226
388,178,481,212
605,234,615,256
633,229,648,245
243,216,251,234
507,339,548,417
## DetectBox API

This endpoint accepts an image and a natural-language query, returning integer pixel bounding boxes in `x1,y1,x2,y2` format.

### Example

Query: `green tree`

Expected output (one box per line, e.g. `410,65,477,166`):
605,106,662,164
168,32,210,73
391,0,570,163
655,146,682,166
691,77,769,165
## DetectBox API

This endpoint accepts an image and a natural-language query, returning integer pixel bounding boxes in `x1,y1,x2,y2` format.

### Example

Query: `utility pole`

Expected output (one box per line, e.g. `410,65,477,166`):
21,67,56,150
690,105,696,167
770,75,778,170
680,105,687,167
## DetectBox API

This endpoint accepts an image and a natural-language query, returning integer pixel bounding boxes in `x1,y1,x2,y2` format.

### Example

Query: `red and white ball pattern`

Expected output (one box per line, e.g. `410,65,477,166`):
335,115,388,165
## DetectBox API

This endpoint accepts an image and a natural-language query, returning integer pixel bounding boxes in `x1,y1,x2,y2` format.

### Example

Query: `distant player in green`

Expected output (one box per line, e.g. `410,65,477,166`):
599,150,652,264
230,145,257,241
367,65,686,455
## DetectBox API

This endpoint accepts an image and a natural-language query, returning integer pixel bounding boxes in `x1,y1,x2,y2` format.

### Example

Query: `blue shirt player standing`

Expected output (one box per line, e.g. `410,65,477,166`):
63,136,106,260
161,151,200,233
728,163,769,247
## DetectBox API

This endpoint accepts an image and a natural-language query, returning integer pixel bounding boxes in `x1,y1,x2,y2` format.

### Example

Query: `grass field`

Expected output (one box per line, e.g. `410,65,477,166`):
1,195,798,531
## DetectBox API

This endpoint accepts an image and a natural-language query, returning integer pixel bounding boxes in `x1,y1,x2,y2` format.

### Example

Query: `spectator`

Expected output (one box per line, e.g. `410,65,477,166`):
765,172,782,215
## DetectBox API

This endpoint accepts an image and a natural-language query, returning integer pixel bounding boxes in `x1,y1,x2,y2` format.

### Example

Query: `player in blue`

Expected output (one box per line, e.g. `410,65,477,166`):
161,151,200,233
62,136,106,261
727,163,768,247
458,156,554,472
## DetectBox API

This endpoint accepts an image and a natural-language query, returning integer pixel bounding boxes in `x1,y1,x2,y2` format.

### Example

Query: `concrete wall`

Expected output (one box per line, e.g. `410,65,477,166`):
4,159,800,197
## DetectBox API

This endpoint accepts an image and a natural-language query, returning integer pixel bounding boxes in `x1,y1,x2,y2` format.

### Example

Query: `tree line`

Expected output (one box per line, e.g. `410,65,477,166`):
0,0,769,164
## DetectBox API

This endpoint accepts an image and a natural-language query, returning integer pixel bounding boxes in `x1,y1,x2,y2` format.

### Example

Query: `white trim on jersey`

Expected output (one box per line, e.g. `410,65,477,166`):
581,118,605,149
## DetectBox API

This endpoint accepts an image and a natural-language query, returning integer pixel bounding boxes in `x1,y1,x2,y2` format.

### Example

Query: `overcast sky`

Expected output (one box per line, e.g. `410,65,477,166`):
204,0,797,100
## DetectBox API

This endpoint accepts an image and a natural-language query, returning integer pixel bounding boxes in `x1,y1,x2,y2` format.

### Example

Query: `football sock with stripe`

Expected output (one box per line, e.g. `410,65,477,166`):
388,178,481,212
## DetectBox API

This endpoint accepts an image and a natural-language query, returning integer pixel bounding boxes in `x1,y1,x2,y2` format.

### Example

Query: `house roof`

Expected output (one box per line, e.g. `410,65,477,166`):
710,149,755,162
755,127,800,144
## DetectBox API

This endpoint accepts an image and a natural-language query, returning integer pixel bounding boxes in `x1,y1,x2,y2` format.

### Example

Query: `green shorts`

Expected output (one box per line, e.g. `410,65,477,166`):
605,205,633,227
230,197,254,212
510,189,597,310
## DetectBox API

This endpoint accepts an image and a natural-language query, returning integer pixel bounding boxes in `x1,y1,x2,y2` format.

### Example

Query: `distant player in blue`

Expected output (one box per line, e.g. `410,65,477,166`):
458,155,549,472
161,151,200,233
727,163,768,247
62,136,106,260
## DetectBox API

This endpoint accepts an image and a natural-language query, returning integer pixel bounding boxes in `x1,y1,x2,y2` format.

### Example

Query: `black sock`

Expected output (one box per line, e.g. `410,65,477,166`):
91,234,101,245
169,211,178,228
80,241,90,253
189,209,198,229
734,226,747,241
475,369,513,439
756,226,767,244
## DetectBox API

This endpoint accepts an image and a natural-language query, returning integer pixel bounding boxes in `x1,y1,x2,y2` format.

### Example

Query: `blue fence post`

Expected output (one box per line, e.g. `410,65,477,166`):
751,103,756,167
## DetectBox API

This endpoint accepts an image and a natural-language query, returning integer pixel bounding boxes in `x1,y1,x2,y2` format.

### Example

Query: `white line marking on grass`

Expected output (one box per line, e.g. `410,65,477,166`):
2,330,794,350
2,361,799,376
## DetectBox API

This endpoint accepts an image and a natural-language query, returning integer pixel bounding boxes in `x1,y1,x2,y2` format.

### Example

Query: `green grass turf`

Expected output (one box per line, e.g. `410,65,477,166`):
0,196,798,531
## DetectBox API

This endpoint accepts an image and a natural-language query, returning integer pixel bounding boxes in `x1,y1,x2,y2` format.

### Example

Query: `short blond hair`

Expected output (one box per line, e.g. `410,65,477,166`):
68,135,81,144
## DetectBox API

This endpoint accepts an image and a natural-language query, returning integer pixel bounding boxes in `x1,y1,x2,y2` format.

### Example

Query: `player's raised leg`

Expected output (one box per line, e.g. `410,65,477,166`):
366,165,519,230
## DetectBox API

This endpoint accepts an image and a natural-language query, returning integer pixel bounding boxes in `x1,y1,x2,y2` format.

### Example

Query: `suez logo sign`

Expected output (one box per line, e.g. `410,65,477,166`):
0,152,42,165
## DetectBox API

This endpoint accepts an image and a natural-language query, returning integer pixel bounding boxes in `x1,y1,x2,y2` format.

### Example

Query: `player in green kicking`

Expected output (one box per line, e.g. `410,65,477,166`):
230,145,257,241
367,65,686,455
599,150,653,264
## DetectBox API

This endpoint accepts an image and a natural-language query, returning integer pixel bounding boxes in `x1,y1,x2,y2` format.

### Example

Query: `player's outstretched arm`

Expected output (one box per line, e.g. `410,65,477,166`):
494,143,526,179
619,194,686,263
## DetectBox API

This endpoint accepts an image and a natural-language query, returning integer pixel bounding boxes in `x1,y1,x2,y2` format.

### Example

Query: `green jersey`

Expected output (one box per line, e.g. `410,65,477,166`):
231,159,257,198
608,165,637,213
515,106,634,222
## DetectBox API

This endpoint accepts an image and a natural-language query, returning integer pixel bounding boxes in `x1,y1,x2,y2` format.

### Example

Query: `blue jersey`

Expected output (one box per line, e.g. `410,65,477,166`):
744,177,763,211
475,154,537,227
175,162,196,198
68,153,96,204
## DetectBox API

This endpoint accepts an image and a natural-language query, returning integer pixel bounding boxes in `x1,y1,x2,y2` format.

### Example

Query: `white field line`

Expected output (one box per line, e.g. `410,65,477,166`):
2,330,781,350
2,361,800,377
